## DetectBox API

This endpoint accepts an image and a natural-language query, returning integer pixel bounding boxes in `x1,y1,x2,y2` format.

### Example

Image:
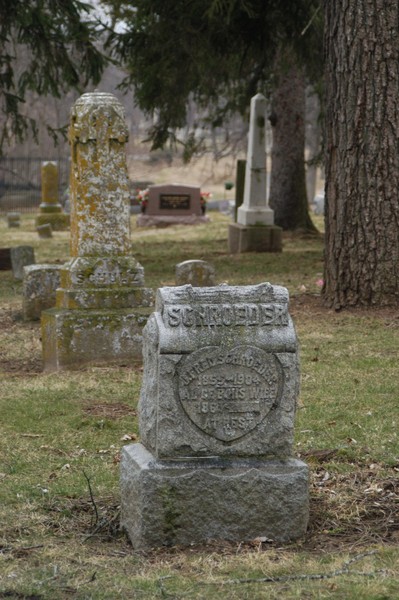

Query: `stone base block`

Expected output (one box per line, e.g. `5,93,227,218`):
137,214,210,228
41,307,152,371
36,213,70,231
229,223,282,253
121,443,309,550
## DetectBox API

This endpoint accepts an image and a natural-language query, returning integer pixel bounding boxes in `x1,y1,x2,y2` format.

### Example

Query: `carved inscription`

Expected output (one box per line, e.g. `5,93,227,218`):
72,263,141,287
165,303,288,327
160,194,190,210
178,345,283,442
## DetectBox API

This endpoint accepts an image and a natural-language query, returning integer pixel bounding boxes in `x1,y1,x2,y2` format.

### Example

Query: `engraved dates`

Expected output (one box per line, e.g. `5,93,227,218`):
178,345,283,442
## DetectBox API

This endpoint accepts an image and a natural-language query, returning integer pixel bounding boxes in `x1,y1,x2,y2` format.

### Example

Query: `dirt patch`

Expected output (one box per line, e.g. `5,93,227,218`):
83,402,136,420
0,356,43,375
290,293,399,322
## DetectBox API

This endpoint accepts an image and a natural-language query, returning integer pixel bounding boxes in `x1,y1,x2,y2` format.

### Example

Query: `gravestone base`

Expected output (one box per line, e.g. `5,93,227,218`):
229,223,282,253
137,214,210,228
121,443,309,550
36,213,70,231
41,307,152,371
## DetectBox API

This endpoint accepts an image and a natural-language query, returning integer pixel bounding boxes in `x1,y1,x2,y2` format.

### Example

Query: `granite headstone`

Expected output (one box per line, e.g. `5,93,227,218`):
121,282,309,549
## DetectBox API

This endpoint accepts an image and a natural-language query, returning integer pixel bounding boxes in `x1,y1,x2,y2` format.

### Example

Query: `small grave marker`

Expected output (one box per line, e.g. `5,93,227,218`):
137,184,210,227
36,161,70,231
175,260,215,287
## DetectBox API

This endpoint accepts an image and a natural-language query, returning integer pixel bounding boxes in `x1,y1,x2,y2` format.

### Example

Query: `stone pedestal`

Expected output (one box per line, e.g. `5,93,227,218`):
229,223,282,253
41,91,154,371
121,283,309,548
36,162,70,231
121,444,309,549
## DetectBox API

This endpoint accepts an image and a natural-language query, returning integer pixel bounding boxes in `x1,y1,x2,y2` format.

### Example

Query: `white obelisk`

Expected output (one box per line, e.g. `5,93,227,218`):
237,93,274,226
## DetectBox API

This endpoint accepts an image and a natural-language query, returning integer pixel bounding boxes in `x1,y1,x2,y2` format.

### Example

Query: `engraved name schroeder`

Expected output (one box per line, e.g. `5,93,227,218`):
166,303,288,328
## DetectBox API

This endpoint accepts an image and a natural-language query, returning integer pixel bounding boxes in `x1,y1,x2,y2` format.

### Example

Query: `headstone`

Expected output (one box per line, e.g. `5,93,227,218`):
22,264,61,321
0,248,12,270
41,91,154,371
37,223,53,238
7,212,21,228
229,94,282,253
175,260,216,287
35,161,70,231
234,159,246,221
10,246,35,280
313,192,325,215
121,282,309,549
137,184,210,227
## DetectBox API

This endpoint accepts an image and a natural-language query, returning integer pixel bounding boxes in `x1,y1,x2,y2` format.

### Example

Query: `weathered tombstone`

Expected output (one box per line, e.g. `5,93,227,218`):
37,223,53,238
0,248,12,270
7,212,21,228
137,184,210,227
41,91,154,371
36,161,70,231
121,282,309,549
229,94,282,253
175,260,216,287
22,264,61,321
10,246,35,280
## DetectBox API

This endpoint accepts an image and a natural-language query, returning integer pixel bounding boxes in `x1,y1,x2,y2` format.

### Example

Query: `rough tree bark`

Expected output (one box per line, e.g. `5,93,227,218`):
323,0,399,308
269,50,317,232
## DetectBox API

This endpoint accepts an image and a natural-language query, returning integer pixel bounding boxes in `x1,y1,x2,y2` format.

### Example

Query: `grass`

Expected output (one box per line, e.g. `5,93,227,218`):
0,212,398,599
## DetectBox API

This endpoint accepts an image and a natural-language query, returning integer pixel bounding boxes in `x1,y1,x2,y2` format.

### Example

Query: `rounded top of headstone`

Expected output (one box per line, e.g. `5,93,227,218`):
69,90,128,143
73,90,123,110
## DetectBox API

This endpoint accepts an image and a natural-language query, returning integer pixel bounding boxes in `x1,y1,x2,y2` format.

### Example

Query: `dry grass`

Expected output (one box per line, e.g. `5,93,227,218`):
1,210,398,599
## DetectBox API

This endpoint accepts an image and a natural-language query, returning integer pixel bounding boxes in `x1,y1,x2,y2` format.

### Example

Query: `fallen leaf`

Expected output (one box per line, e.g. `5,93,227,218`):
121,433,137,441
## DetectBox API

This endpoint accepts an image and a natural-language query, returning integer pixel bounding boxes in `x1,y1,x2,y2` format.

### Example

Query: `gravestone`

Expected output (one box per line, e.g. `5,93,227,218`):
229,94,282,253
22,264,61,321
137,184,210,227
10,246,35,280
36,161,70,231
37,223,53,238
175,260,216,287
121,282,309,549
41,91,154,370
7,212,21,228
0,248,12,270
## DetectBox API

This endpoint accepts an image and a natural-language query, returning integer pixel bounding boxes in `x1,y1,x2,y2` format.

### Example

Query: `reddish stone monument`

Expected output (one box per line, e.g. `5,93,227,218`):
137,184,209,227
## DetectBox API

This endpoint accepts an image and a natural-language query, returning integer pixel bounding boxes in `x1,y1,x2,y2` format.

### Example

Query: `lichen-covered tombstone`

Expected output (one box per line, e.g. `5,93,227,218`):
121,282,309,549
36,162,70,231
41,91,153,370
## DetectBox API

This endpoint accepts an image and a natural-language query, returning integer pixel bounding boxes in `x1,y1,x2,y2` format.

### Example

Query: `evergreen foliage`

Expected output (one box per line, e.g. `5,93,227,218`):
104,0,322,157
0,0,107,151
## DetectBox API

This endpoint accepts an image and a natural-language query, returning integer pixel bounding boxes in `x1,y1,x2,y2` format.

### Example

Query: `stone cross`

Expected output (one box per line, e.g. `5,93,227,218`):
69,92,131,257
237,93,274,226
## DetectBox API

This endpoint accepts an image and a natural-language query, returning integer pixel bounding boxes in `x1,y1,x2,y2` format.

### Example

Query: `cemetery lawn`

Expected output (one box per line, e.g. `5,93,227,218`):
1,213,398,599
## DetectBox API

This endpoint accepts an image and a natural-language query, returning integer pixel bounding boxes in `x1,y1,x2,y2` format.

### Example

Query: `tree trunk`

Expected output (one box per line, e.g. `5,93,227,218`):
323,0,399,308
268,50,316,232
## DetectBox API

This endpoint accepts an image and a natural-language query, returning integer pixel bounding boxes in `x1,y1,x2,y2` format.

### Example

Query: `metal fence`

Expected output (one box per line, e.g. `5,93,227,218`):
0,157,70,213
